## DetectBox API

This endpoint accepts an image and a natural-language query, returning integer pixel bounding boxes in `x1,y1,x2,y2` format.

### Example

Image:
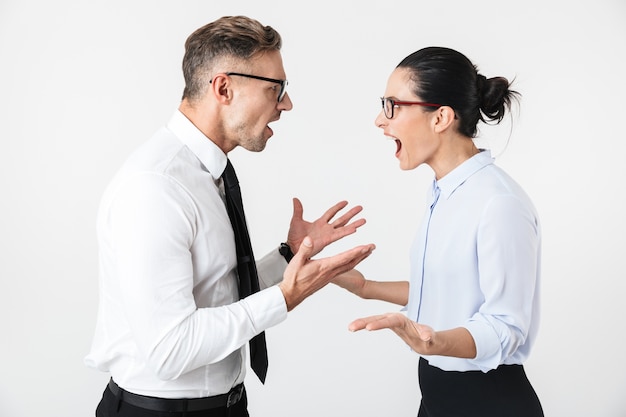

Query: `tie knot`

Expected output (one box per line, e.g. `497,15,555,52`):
222,159,238,188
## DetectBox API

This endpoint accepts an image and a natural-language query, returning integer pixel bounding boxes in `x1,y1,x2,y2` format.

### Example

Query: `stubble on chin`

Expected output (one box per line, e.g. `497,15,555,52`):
231,122,268,152
240,135,267,152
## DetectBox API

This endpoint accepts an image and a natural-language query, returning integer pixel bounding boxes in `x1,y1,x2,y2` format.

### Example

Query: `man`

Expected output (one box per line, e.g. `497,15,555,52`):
85,15,375,417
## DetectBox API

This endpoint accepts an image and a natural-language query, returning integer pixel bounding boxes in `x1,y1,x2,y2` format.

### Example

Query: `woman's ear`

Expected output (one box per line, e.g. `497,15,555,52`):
432,106,456,133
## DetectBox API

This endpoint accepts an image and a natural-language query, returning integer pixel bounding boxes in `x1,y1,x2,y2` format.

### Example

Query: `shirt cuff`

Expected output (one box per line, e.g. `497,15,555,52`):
242,286,288,332
463,320,502,371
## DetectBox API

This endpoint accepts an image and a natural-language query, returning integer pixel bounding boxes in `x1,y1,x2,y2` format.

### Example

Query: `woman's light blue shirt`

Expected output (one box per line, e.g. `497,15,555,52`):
406,150,541,372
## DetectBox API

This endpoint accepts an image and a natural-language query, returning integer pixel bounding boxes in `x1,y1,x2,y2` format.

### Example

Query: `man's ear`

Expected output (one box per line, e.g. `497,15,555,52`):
432,106,456,133
210,74,232,103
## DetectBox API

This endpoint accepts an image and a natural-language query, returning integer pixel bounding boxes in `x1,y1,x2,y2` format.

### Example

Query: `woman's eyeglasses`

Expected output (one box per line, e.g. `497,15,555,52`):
381,97,441,119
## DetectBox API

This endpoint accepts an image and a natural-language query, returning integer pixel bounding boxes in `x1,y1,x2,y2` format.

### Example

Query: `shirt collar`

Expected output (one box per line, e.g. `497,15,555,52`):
166,110,228,181
435,149,494,200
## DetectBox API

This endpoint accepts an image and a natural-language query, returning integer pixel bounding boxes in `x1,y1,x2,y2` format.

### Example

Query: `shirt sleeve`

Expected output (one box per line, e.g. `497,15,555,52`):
256,247,287,289
109,173,287,380
464,194,540,371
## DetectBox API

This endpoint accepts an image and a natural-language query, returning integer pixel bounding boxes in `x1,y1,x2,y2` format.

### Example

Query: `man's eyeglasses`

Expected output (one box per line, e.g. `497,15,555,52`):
381,97,441,119
225,72,289,103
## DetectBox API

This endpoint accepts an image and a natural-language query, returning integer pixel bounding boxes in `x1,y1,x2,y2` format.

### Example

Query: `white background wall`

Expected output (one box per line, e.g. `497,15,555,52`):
1,0,625,416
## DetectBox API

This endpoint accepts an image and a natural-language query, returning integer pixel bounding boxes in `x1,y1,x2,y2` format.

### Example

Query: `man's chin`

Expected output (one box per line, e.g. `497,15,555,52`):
241,139,268,153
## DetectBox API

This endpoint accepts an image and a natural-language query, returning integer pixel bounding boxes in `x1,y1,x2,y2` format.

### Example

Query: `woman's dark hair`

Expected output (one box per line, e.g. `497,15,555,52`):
397,47,519,137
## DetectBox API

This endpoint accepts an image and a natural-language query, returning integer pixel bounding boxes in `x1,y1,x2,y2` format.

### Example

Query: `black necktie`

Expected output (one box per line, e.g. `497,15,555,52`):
222,159,268,383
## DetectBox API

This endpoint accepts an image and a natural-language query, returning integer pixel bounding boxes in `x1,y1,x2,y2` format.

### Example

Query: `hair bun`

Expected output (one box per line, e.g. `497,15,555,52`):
478,76,518,124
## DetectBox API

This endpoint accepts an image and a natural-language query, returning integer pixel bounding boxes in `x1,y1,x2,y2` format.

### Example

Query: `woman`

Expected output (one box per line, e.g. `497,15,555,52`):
334,47,543,416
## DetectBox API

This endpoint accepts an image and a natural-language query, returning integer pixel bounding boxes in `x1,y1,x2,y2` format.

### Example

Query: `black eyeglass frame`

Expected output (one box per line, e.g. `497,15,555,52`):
225,72,288,102
381,97,442,119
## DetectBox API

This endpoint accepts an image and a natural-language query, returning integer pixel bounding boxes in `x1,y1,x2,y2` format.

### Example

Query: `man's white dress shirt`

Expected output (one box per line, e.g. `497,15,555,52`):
406,150,541,372
85,110,288,398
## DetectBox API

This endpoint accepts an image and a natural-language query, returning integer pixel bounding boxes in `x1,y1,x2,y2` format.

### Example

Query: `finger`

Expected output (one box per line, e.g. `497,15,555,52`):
306,243,374,276
291,197,304,221
322,218,367,245
329,205,364,228
364,313,405,331
328,243,375,267
333,218,367,234
348,314,389,332
320,200,349,223
314,244,375,287
348,318,368,332
336,246,375,273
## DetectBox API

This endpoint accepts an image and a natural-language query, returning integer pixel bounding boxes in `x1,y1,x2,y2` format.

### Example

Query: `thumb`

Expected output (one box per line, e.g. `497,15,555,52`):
291,236,314,265
292,197,304,220
413,323,433,342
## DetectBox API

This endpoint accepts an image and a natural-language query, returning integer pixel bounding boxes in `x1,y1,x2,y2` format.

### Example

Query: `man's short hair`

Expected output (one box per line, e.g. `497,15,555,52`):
182,15,282,101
